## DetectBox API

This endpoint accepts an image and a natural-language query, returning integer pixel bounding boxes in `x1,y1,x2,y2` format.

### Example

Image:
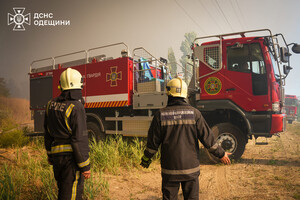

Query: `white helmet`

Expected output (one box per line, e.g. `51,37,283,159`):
166,78,188,98
59,68,83,91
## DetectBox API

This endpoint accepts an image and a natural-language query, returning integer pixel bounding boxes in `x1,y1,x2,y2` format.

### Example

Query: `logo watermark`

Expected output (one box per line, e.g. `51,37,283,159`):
8,7,71,31
7,8,31,31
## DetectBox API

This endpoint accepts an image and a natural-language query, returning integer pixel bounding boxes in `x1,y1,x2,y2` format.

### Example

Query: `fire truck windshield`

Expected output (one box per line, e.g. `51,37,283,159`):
285,98,298,106
268,50,280,80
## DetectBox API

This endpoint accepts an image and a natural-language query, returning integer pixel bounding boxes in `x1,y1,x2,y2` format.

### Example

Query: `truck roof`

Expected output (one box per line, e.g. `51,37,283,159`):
201,36,264,46
285,95,297,99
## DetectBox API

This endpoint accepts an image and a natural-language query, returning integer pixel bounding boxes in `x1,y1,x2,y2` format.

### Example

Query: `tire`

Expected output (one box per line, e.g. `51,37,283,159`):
87,121,105,142
205,123,246,163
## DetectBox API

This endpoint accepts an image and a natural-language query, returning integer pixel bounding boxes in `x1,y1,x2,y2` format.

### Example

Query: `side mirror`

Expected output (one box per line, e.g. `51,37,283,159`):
283,65,293,75
292,43,300,54
280,47,291,63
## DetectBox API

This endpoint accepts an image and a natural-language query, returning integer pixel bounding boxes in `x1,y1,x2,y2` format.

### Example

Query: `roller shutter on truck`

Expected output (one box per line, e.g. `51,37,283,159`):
30,76,53,132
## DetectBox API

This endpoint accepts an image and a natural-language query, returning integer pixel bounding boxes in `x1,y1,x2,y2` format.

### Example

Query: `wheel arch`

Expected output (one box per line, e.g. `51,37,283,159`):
197,100,252,139
86,112,105,133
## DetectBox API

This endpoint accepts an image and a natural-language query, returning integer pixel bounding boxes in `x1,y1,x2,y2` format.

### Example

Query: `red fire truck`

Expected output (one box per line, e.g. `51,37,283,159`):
190,29,299,161
284,95,298,124
30,43,170,141
29,29,300,161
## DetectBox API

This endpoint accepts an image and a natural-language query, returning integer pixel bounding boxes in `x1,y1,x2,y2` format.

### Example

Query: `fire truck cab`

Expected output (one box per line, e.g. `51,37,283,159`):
191,29,300,160
284,94,298,124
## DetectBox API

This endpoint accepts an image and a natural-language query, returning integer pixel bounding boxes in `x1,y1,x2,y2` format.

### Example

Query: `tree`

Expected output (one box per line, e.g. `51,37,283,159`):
167,47,178,78
179,32,198,84
0,78,10,97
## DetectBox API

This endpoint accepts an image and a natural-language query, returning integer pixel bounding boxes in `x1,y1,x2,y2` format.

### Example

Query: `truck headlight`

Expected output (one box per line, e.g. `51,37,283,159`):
272,102,280,112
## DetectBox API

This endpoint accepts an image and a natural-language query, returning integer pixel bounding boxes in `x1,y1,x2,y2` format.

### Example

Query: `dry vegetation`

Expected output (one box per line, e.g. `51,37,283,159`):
0,96,32,126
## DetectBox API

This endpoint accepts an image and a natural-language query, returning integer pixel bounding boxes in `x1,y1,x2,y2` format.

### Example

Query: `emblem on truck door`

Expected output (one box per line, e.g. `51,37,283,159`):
106,66,122,87
204,77,222,95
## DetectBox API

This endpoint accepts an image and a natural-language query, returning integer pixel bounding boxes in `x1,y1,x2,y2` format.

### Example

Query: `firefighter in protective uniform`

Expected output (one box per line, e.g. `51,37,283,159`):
44,68,90,200
140,78,231,200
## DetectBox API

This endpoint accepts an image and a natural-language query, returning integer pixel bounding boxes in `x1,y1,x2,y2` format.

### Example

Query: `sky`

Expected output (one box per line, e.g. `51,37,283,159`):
1,0,300,99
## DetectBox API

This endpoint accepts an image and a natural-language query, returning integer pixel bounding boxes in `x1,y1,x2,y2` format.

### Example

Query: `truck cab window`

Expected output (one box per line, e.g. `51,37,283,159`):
250,43,268,95
268,50,280,80
204,46,220,69
227,42,268,95
250,43,266,75
285,98,297,106
227,44,250,73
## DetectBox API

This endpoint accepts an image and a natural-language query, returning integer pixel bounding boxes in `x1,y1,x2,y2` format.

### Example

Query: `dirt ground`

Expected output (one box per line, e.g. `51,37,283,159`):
103,122,300,200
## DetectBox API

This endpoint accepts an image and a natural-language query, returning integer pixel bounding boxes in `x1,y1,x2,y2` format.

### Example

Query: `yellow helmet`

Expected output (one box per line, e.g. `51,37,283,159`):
166,78,187,98
59,68,83,91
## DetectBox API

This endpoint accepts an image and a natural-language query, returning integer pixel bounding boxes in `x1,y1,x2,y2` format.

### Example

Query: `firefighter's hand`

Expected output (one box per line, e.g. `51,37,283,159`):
47,157,53,165
82,170,91,179
140,155,152,168
220,152,232,165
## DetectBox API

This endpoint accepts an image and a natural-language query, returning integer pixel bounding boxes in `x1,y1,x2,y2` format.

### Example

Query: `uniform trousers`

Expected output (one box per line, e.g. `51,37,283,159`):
52,155,84,200
162,176,199,200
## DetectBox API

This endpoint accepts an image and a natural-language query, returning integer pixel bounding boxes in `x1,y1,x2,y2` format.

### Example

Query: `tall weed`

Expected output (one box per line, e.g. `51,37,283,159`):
0,128,30,148
84,170,109,200
0,134,158,199
0,164,20,200
14,147,57,200
90,136,149,173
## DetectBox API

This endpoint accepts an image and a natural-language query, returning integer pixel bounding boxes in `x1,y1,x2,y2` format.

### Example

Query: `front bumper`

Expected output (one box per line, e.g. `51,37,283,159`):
270,114,286,134
287,115,296,121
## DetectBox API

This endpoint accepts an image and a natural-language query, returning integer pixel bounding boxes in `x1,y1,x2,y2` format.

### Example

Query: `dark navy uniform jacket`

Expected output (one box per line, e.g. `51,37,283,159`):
144,97,225,181
44,90,90,172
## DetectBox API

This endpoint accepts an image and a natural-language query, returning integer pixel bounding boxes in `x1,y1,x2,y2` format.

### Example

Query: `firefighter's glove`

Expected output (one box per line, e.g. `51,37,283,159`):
140,155,152,168
47,156,53,165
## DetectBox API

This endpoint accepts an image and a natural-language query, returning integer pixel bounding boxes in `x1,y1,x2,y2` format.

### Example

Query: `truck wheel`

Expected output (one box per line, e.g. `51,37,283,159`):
205,123,246,163
87,122,105,142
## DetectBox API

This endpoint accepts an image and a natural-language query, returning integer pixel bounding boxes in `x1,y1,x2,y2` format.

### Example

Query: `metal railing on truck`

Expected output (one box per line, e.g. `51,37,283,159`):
29,42,129,73
132,47,170,95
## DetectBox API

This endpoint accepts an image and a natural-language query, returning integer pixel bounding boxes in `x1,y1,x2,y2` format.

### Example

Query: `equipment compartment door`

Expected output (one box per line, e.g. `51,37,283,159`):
30,76,53,132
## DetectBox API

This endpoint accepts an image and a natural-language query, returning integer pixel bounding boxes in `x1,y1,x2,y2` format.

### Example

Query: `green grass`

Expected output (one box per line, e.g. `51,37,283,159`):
0,134,159,199
0,103,160,199
0,164,20,199
0,128,30,148
90,136,154,173
0,141,58,200
84,170,109,200
0,111,30,148
0,117,16,132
